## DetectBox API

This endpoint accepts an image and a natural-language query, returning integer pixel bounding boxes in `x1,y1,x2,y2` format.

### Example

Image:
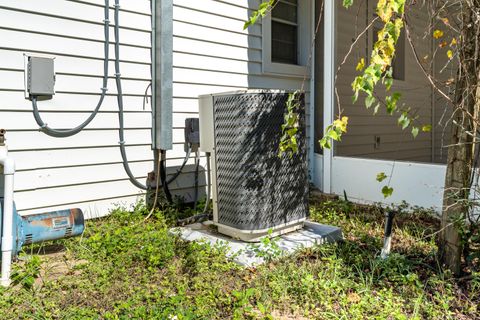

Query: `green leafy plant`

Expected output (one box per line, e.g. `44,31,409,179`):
0,201,478,318
320,0,431,150
10,254,41,290
247,230,283,262
243,0,274,30
320,116,349,149
279,91,302,157
232,288,257,319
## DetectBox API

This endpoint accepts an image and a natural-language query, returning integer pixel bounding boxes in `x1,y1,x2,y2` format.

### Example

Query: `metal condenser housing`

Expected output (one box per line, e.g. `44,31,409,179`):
199,90,308,242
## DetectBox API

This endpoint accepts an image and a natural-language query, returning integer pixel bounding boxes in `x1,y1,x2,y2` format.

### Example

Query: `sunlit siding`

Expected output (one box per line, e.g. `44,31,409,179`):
0,0,311,218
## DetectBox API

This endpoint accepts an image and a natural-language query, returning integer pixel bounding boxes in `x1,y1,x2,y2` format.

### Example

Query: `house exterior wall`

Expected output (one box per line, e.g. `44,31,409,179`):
0,0,311,218
333,1,436,163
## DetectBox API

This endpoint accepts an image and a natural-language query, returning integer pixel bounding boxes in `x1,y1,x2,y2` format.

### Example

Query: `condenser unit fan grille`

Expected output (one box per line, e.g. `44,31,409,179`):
213,91,308,231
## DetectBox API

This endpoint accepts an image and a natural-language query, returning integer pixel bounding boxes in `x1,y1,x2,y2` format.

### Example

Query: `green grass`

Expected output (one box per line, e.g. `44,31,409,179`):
0,199,478,319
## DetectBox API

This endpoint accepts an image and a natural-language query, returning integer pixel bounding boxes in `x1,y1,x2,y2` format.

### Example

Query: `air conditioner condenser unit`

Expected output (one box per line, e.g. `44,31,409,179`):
199,90,308,242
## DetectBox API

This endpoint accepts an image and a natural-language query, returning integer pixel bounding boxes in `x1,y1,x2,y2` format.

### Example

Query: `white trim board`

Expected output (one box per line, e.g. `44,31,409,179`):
312,155,447,213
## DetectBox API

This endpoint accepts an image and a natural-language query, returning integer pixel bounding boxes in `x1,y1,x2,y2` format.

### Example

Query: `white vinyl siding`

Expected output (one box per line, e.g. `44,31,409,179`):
0,0,311,218
171,0,312,171
0,1,153,218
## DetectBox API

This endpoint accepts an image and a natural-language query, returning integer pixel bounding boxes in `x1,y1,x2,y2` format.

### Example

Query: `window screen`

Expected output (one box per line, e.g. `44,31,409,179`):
271,0,298,65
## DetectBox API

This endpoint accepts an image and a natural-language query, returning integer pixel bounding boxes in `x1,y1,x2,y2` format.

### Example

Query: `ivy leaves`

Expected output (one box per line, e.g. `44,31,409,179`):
376,172,393,198
381,186,394,198
319,116,349,149
349,0,432,141
343,0,354,8
351,1,405,108
279,91,302,157
376,172,388,182
243,0,274,29
433,19,457,61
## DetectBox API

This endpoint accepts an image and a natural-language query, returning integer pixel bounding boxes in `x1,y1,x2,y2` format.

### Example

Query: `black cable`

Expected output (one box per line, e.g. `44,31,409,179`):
160,150,173,203
167,145,191,185
193,150,200,210
176,213,211,227
30,0,110,138
146,149,162,216
176,152,212,226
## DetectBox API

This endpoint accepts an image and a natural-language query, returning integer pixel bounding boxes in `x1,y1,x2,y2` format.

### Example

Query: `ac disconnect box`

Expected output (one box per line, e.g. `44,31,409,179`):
199,90,308,242
27,56,55,97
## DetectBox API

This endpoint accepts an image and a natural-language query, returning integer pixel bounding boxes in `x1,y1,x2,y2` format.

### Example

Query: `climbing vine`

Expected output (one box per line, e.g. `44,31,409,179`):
279,91,302,157
247,0,480,275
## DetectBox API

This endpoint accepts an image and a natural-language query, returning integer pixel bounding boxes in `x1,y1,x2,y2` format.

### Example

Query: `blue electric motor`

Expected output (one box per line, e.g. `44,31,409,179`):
0,199,84,256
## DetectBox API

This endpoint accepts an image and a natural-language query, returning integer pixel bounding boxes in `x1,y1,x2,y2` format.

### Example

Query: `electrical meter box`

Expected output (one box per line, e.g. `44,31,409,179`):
26,56,55,98
199,90,308,242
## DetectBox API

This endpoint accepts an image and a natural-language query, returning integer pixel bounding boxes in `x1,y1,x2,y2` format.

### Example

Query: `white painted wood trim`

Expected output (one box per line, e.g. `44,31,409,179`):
331,156,447,213
308,0,316,182
313,154,323,191
322,0,335,193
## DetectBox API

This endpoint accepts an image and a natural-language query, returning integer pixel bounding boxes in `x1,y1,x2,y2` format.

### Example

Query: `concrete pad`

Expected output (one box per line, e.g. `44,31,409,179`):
169,221,343,267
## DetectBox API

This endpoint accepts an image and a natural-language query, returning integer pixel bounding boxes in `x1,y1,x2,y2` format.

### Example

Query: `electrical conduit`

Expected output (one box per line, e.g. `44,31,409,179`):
113,0,149,191
30,0,110,138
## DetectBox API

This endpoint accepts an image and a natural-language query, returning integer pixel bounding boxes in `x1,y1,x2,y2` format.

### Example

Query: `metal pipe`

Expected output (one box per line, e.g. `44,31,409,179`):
150,0,157,150
0,131,15,287
380,210,395,259
152,0,173,150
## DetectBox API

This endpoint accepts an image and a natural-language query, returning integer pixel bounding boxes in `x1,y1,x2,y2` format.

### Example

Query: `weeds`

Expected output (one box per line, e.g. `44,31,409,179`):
247,230,283,262
0,199,478,319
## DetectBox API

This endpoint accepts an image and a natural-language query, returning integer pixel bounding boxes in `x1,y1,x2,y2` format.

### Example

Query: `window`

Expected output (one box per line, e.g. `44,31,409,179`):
271,0,298,64
262,0,312,76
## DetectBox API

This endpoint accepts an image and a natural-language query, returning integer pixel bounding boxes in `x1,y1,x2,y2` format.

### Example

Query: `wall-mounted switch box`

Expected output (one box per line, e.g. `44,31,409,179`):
24,55,55,99
185,118,200,152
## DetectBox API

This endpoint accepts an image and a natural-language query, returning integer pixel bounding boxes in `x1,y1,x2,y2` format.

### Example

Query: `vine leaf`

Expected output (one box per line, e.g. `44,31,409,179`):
343,0,354,8
320,116,349,149
279,91,301,157
422,125,432,132
376,172,388,182
411,126,419,138
244,0,274,30
433,29,444,39
356,58,365,71
382,186,394,198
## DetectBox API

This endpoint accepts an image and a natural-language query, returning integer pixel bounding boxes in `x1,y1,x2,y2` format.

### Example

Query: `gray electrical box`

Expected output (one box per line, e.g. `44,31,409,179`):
184,118,200,152
27,56,55,97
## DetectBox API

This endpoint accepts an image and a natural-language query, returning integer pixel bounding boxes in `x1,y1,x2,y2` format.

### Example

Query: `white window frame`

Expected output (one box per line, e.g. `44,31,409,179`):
262,0,312,77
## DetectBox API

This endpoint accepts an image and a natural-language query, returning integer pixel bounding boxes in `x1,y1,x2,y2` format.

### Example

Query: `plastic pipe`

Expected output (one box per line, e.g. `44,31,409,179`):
0,143,15,287
380,210,395,260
